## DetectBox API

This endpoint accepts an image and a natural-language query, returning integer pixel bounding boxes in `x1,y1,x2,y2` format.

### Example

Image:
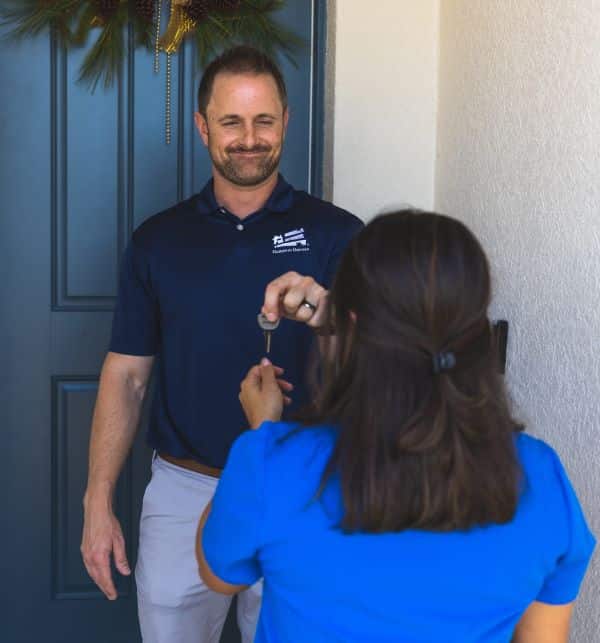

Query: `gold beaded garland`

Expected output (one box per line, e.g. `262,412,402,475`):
154,0,162,74
166,52,172,145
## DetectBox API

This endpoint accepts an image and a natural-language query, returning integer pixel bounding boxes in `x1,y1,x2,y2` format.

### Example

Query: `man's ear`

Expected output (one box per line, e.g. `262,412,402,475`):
194,111,209,147
282,107,289,137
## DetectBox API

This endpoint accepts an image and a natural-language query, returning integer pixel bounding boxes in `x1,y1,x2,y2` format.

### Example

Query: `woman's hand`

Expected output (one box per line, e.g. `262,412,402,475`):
262,271,329,329
239,359,293,429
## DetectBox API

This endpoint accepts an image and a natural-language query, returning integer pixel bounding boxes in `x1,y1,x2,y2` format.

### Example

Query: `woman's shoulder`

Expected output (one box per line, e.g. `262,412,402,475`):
245,421,337,497
231,420,334,454
515,432,593,534
256,421,336,465
515,431,564,476
514,432,582,503
260,420,335,445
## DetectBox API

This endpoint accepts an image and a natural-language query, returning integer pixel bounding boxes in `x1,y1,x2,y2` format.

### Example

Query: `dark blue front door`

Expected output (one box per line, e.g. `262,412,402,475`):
0,3,323,641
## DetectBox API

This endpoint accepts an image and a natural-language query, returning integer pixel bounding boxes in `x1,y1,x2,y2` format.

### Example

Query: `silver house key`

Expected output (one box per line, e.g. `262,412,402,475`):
257,313,280,354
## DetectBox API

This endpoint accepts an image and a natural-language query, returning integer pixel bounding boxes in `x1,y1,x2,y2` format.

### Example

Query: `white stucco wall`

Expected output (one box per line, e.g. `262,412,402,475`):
331,0,439,219
435,3,600,639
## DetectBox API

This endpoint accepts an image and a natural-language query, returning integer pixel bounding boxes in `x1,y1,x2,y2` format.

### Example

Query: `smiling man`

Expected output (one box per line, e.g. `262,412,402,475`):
198,71,285,190
80,46,362,643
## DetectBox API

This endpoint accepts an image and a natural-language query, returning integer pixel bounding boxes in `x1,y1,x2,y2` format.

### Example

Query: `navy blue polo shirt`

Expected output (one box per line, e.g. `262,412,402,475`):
109,175,363,468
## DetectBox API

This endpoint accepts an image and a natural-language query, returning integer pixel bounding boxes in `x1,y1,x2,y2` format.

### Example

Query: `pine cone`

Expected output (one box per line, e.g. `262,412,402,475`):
134,0,154,23
185,0,210,22
209,0,242,11
94,0,120,19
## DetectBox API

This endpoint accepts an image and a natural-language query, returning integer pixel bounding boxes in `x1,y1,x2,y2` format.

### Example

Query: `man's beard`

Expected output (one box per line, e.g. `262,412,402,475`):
211,142,282,187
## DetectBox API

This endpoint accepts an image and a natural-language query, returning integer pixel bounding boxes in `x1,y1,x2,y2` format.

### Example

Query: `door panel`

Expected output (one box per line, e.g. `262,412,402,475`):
1,3,322,641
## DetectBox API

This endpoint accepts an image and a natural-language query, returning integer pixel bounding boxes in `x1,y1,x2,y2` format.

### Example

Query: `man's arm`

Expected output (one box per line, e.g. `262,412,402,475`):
512,601,573,643
81,351,154,600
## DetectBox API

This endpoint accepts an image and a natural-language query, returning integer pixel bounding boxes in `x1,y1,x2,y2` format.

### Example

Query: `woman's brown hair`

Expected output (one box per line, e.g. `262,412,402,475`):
303,210,522,533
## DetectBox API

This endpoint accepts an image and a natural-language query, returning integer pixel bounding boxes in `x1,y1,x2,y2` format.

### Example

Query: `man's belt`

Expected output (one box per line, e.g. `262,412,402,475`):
158,452,222,478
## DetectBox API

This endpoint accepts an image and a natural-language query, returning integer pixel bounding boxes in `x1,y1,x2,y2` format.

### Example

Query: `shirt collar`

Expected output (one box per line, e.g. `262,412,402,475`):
195,173,294,217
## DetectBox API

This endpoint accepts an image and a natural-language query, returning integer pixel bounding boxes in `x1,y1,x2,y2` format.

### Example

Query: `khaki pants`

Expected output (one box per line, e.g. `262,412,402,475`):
135,454,262,643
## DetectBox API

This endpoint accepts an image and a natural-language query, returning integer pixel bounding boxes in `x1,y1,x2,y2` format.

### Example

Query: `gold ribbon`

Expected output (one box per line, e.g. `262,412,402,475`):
158,0,197,55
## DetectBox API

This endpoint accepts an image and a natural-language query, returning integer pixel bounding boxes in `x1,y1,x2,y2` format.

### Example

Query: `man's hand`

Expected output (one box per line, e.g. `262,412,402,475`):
81,496,131,600
239,359,293,429
262,271,329,329
81,352,152,600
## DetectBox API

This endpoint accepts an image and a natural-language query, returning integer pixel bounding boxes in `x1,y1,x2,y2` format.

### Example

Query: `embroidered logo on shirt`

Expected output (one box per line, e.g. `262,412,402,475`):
272,228,310,254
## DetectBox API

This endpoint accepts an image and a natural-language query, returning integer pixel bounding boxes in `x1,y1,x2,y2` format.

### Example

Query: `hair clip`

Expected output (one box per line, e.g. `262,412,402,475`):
432,351,456,374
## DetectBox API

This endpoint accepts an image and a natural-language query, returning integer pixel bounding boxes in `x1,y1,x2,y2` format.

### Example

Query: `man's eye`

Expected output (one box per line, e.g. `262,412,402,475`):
222,122,238,127
257,120,274,126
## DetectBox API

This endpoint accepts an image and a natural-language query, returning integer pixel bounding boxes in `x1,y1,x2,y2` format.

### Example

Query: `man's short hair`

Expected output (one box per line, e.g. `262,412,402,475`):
197,46,288,116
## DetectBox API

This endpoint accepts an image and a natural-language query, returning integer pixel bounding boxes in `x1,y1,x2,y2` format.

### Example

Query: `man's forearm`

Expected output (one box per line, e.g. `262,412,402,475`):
84,356,150,505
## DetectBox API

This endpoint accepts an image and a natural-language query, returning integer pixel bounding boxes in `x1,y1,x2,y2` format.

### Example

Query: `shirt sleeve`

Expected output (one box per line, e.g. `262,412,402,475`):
536,448,596,604
109,239,160,356
202,427,268,586
322,216,364,289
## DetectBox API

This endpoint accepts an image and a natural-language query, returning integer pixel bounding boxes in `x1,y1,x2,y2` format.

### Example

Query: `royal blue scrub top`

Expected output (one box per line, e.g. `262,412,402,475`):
203,422,595,643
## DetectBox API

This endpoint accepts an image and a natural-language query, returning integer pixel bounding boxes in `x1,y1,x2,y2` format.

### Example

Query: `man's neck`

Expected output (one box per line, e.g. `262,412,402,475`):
212,171,279,219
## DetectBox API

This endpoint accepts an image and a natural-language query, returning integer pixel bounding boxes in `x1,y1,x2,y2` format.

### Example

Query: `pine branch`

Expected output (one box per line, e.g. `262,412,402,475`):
126,0,154,49
206,13,232,38
0,0,81,42
195,14,231,67
249,11,305,66
1,0,306,87
198,0,306,68
78,4,127,90
230,18,304,66
70,2,99,46
132,14,153,50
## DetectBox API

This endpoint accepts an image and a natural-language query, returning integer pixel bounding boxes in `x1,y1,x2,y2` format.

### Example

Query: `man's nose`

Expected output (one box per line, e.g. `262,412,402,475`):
241,125,258,148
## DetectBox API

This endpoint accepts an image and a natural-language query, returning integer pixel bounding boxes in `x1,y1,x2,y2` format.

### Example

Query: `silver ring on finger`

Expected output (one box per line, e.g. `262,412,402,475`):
300,299,317,313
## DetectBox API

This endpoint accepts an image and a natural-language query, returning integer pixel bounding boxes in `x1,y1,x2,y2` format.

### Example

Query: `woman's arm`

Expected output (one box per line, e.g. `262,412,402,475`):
195,502,248,595
512,601,574,643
